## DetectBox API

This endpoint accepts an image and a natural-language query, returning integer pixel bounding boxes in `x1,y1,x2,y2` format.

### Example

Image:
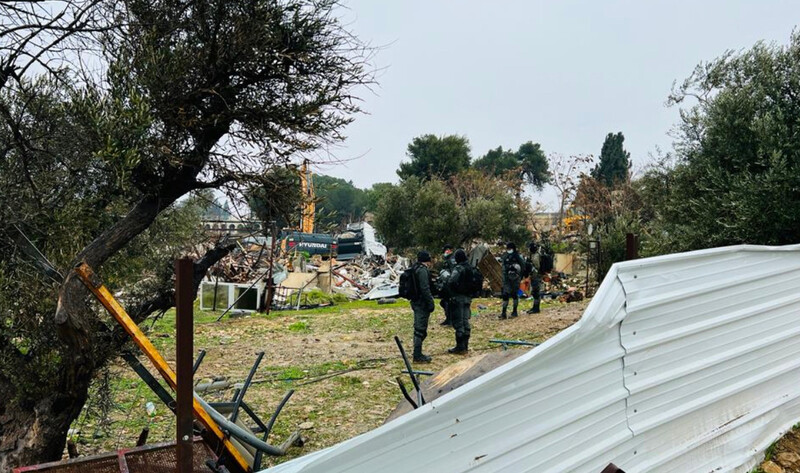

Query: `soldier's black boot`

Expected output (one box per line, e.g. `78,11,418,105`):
526,298,540,314
532,298,541,314
448,335,467,354
440,301,452,326
499,301,508,320
413,336,431,363
463,336,470,352
510,299,519,318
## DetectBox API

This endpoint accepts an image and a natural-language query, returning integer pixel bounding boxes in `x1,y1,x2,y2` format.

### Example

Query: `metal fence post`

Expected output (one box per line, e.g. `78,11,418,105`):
626,233,638,260
175,258,194,472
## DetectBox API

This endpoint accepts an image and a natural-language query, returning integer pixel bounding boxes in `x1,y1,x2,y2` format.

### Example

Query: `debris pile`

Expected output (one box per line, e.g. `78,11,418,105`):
330,255,409,300
209,243,270,283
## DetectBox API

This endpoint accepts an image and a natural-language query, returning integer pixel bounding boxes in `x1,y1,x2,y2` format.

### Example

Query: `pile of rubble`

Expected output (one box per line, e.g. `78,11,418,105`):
209,242,271,283
329,255,409,300
201,234,591,314
275,253,409,303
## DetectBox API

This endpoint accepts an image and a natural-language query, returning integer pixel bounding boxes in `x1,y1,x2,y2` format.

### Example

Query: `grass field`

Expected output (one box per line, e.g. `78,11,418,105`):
70,296,589,468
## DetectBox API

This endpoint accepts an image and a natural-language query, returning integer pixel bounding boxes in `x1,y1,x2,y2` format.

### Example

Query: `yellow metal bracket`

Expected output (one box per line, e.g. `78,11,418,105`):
75,262,252,472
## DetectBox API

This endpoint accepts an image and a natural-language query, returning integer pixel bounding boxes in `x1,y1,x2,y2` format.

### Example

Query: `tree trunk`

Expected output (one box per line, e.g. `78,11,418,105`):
0,239,236,470
0,377,91,471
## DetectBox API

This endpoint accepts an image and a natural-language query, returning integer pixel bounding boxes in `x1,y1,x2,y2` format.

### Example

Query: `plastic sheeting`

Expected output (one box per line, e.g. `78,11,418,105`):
265,245,800,473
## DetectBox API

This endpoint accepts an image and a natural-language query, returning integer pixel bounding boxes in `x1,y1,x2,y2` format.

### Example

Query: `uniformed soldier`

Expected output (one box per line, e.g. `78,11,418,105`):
526,241,543,314
411,251,435,363
438,245,456,326
500,241,525,319
446,249,472,354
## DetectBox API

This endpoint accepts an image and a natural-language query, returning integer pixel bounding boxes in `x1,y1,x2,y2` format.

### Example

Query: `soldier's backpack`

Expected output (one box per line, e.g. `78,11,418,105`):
398,265,418,300
455,264,484,297
539,252,554,274
523,260,534,278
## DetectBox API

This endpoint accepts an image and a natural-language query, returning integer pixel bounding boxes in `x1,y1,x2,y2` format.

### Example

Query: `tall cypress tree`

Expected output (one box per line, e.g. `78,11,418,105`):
592,132,631,186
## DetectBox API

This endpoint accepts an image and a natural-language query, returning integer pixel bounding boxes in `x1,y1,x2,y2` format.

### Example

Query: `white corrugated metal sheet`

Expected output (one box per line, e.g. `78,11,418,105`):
264,245,800,473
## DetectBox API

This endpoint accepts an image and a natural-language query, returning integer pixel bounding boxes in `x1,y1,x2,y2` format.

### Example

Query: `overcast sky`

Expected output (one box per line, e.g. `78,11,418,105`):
314,1,799,209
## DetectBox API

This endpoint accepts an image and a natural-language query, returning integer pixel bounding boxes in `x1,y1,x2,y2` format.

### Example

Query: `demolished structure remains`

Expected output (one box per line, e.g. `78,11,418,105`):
198,222,402,314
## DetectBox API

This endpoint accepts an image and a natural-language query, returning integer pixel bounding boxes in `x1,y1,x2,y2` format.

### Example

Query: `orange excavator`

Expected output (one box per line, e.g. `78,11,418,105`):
300,159,315,234
280,160,337,258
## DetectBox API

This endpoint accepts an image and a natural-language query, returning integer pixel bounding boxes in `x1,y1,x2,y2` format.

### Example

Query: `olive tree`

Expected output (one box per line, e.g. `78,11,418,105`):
0,0,372,468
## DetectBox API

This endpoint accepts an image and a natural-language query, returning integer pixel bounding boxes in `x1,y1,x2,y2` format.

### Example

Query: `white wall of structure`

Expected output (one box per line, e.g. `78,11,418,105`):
265,245,800,473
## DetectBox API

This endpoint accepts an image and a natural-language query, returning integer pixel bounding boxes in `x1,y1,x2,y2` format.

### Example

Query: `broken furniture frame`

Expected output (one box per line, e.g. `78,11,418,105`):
75,262,251,472
393,336,426,409
194,351,300,470
75,262,298,472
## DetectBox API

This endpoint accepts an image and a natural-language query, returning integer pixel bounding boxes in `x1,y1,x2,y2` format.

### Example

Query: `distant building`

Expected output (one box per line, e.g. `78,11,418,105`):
201,219,263,237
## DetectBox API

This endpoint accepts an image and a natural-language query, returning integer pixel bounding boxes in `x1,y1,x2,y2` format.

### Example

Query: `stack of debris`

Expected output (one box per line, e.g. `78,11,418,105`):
330,255,409,300
209,241,269,283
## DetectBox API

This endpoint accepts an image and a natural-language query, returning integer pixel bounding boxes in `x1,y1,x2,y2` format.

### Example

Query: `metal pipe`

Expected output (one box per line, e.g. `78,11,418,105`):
254,389,295,469
121,351,176,412
175,258,194,472
193,349,207,374
489,339,540,351
194,379,233,393
230,352,264,424
74,262,250,471
401,370,434,376
212,275,219,311
395,376,418,409
394,336,425,406
265,389,295,437
194,395,287,457
489,339,539,346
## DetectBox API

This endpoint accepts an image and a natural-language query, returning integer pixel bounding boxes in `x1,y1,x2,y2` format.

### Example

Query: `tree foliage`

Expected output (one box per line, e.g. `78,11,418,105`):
313,174,368,229
248,166,304,230
373,171,529,252
645,32,800,250
396,134,471,181
591,132,630,186
364,182,394,213
471,141,551,190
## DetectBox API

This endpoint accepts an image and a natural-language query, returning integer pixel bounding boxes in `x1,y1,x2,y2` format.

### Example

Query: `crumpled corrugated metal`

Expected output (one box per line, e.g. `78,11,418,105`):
265,245,800,473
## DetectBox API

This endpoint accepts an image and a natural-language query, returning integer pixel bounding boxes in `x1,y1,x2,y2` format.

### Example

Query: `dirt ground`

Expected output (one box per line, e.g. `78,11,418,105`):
68,294,800,472
758,428,800,473
70,297,588,467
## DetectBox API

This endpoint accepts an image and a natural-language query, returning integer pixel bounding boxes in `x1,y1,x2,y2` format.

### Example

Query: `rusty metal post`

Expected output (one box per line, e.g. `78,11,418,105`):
625,233,638,260
601,463,626,473
175,258,194,472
